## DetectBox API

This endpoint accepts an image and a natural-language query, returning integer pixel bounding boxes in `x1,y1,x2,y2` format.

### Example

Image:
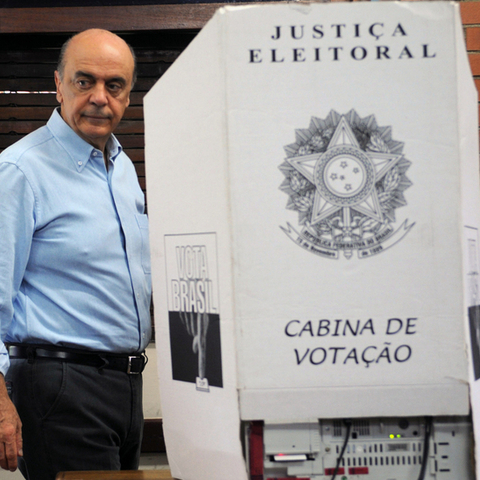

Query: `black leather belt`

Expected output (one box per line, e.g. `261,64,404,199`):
7,345,146,375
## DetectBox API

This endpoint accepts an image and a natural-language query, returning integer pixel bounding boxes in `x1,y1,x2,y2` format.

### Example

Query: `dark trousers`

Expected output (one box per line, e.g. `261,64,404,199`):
7,358,144,480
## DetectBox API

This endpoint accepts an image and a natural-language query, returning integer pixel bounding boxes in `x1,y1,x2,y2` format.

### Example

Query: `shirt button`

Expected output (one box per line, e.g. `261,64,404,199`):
92,151,97,156
77,161,83,166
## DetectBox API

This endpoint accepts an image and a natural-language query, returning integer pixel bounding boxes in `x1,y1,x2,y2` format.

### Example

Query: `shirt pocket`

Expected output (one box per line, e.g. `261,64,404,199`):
135,214,151,274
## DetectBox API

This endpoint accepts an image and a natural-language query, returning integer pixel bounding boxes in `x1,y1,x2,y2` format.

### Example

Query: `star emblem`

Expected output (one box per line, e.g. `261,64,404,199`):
279,110,414,259
286,116,404,226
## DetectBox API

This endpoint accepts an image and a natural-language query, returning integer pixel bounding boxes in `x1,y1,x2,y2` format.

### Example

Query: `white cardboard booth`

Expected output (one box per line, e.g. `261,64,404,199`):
144,2,480,478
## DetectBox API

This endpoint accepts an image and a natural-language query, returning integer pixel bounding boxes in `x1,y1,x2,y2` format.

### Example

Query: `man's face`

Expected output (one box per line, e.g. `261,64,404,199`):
55,31,134,152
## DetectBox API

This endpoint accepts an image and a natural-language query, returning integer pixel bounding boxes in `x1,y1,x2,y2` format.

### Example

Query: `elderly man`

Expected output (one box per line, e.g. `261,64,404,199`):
0,29,151,480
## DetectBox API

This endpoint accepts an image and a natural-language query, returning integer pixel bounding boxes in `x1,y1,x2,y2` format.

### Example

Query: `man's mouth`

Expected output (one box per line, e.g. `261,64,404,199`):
83,113,111,121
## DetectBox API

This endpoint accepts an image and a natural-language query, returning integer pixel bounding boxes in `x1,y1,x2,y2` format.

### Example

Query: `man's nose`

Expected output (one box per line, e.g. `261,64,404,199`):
89,83,108,106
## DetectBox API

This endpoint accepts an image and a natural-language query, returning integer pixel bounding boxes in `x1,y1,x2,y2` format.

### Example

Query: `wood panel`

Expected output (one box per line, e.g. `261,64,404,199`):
0,4,227,33
0,106,59,119
141,418,165,453
0,93,57,106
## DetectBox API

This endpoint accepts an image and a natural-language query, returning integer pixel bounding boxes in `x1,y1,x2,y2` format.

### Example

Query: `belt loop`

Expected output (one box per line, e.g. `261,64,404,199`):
97,355,109,372
26,346,36,364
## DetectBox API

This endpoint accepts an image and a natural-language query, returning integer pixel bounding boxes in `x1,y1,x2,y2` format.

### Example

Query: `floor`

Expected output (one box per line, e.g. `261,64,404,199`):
0,453,170,479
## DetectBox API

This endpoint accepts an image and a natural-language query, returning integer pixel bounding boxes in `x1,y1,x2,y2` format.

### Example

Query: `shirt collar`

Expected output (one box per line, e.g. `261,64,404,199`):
106,136,123,163
46,109,122,172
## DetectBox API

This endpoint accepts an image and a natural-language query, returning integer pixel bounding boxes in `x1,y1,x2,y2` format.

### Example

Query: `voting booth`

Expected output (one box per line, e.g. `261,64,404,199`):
144,2,480,478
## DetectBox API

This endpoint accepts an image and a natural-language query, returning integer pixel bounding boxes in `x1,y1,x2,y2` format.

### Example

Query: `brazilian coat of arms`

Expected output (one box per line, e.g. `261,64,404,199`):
280,110,414,259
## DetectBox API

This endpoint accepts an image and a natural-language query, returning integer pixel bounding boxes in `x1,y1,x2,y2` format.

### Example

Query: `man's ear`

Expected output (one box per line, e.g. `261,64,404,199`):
54,71,63,104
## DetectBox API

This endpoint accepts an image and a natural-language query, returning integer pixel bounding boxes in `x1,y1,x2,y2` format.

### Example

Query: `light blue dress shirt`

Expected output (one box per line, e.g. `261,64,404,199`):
0,109,152,375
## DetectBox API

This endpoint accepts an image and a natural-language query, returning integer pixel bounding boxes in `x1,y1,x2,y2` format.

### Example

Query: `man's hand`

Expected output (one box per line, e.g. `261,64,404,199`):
0,376,22,471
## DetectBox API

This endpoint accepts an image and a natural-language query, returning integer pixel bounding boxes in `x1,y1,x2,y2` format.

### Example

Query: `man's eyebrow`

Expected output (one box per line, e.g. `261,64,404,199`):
73,71,127,85
74,71,95,80
107,77,127,86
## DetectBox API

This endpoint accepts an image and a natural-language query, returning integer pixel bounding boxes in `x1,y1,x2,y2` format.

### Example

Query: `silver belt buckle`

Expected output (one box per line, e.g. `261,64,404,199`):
127,355,141,374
